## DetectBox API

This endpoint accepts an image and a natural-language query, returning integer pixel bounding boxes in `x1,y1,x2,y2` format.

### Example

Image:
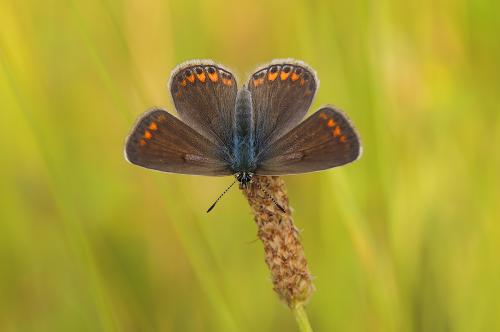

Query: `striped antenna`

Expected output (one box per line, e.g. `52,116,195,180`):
207,180,237,213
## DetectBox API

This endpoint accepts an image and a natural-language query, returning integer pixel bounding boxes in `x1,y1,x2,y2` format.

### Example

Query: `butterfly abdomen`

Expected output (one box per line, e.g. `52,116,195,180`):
232,87,256,172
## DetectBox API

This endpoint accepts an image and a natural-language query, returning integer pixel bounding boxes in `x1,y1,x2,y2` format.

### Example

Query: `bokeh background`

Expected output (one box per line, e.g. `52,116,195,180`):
1,0,499,331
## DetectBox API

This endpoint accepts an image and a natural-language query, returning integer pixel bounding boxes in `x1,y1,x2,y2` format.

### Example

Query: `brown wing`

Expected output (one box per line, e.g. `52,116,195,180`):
247,59,318,154
255,106,362,175
125,109,232,176
169,60,237,149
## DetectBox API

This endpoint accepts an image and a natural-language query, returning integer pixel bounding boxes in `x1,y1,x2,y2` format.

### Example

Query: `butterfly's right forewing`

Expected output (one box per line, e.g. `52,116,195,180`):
255,106,362,175
125,109,232,176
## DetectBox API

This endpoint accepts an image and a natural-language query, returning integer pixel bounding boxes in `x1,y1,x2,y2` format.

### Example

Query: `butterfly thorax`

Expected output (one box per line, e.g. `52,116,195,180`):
231,87,256,174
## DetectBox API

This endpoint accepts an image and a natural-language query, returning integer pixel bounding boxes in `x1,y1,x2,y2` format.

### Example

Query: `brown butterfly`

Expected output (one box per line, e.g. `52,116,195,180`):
125,59,362,211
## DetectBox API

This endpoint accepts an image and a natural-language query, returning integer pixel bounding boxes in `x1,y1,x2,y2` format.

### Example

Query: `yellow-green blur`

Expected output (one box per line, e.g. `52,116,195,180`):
1,0,499,331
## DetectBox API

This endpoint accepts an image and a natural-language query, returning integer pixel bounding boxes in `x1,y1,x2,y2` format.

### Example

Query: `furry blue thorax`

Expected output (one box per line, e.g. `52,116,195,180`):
232,87,256,173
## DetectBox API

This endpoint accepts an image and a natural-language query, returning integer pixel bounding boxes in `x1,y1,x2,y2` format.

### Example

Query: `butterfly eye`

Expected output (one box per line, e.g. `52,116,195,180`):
207,66,216,74
270,66,278,73
294,67,303,75
283,66,292,73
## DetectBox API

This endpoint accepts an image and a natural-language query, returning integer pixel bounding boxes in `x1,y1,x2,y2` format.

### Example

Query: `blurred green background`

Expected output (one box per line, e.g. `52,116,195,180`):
1,0,499,331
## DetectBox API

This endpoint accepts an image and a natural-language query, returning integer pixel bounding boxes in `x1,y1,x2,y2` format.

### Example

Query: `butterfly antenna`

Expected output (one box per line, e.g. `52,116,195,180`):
251,180,286,213
207,180,237,213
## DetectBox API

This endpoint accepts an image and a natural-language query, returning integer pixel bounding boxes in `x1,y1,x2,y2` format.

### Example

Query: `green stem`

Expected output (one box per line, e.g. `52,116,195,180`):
292,304,313,332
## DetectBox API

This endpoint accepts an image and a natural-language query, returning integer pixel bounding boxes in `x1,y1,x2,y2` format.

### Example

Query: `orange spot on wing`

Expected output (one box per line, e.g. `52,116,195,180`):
180,80,187,87
300,79,306,86
319,112,328,120
268,71,278,81
196,72,206,82
333,126,342,137
222,78,233,86
144,130,152,139
149,122,158,131
327,119,336,127
186,74,195,83
208,71,218,82
280,71,290,80
253,78,264,87
340,135,347,143
139,139,146,146
291,73,300,81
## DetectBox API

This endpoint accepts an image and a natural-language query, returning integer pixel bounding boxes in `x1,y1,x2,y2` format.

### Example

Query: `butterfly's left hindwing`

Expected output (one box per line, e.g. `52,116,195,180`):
247,60,318,154
255,106,362,175
125,109,232,176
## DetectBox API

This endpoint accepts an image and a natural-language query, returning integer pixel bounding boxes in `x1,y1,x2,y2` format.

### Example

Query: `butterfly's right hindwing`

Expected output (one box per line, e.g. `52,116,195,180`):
169,60,237,149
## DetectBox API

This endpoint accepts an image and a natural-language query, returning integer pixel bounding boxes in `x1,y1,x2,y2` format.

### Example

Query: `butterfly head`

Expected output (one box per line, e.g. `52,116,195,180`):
236,171,253,188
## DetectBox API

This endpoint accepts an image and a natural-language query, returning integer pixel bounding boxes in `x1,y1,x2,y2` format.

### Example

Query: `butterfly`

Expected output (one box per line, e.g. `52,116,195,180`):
125,59,362,211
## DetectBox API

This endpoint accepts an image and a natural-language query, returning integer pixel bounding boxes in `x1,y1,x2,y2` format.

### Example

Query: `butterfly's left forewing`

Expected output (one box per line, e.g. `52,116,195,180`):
125,109,232,176
255,106,362,175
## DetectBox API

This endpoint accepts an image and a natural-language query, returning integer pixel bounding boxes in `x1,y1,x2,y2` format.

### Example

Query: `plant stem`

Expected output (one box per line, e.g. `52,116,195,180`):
292,304,314,332
241,176,314,331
